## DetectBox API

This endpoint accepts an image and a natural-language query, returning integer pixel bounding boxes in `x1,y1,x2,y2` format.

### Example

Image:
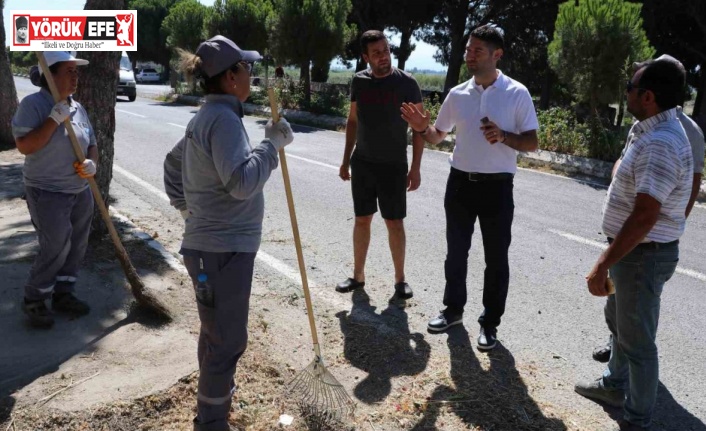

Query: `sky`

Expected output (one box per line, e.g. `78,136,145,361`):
4,0,446,71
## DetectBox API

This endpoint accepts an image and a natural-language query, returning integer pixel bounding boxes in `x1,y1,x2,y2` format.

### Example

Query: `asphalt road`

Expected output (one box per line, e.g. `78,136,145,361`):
12,77,706,429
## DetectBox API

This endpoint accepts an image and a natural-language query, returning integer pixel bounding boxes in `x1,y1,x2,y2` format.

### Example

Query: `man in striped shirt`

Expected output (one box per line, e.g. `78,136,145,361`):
575,59,693,431
592,55,705,365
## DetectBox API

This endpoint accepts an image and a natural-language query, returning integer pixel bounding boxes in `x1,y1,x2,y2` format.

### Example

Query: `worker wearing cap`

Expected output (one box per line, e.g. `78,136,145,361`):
165,35,294,431
15,16,28,44
12,51,96,328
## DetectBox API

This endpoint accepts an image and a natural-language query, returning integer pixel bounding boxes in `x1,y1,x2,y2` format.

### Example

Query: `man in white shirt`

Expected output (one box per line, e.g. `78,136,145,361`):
575,59,692,431
401,24,538,350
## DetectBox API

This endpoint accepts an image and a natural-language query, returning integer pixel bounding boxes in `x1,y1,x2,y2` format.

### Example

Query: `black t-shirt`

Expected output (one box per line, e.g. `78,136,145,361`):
351,68,422,164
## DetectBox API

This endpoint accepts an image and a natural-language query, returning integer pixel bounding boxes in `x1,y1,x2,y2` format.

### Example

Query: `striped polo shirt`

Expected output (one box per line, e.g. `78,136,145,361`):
602,108,693,243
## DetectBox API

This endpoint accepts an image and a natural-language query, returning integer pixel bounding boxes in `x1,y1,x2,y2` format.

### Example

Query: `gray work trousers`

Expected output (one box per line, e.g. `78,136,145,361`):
24,186,93,301
183,250,256,431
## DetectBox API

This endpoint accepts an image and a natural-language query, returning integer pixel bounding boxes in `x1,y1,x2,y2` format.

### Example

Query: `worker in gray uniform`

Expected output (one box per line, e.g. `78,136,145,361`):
13,51,96,328
165,35,294,431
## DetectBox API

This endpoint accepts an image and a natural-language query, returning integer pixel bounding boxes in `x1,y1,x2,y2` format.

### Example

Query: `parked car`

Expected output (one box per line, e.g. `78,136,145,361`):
117,52,136,102
136,68,160,83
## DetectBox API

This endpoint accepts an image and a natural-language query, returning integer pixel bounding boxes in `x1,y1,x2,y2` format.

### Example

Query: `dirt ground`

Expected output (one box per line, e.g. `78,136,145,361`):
1,147,614,431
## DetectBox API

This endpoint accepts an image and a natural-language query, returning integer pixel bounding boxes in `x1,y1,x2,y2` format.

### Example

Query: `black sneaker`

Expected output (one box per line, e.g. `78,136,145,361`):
394,282,413,299
335,278,365,293
427,309,463,332
22,298,54,328
477,327,497,351
593,336,612,363
52,292,90,316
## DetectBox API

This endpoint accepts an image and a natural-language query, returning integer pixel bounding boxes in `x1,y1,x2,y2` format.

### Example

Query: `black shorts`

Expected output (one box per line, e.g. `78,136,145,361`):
351,156,407,220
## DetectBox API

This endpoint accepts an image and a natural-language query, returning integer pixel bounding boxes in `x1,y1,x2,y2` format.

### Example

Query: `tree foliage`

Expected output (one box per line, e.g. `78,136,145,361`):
128,0,181,70
386,0,441,70
162,0,208,52
203,0,273,54
548,0,654,113
635,0,706,126
269,0,355,102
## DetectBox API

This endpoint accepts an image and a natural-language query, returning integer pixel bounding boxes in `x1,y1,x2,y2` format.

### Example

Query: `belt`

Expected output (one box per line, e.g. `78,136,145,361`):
607,237,679,249
450,167,514,182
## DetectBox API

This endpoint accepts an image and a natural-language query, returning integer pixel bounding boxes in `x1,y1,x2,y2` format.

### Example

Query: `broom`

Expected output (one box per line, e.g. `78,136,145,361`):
36,52,172,320
266,86,355,420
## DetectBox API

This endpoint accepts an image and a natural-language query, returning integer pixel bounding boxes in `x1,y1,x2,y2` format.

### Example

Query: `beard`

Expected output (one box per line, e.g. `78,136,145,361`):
372,61,391,76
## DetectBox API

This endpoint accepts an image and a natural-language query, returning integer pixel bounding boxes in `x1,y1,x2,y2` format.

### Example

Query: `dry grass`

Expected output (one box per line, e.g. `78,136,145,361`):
0,204,599,431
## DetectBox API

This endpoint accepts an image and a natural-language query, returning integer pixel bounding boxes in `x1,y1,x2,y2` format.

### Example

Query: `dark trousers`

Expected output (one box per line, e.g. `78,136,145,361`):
442,169,514,330
183,250,257,431
24,186,93,300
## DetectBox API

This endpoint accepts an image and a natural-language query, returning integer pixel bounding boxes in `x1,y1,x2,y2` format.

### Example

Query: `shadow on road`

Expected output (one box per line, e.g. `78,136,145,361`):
410,326,568,431
0,159,175,425
335,289,430,404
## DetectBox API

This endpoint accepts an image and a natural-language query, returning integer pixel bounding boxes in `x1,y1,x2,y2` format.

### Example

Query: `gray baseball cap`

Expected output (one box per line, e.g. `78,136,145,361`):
195,35,262,78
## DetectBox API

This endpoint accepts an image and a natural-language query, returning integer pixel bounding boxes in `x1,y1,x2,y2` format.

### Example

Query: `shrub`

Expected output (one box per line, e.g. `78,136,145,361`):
537,107,625,162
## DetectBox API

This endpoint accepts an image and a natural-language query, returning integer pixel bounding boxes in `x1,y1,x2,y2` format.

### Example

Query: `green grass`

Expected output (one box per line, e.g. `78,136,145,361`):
326,69,445,91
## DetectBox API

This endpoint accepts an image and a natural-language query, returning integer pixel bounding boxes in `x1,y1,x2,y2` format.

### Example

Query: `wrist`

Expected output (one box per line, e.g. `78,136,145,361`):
416,125,430,135
499,130,507,143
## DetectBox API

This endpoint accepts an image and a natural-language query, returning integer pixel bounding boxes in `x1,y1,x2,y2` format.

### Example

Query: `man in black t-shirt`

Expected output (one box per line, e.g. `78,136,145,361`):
336,30,424,300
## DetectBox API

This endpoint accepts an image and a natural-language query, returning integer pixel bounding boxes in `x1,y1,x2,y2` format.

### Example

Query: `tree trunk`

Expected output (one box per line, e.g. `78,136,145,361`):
0,0,20,151
300,60,311,105
443,4,469,94
355,58,367,72
311,59,330,83
76,0,124,238
397,28,413,71
540,71,552,110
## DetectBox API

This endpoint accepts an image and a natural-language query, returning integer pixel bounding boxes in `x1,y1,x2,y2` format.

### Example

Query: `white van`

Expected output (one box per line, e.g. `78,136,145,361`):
117,51,137,102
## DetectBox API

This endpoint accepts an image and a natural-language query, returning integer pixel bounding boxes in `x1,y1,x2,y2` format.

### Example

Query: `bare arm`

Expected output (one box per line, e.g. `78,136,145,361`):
339,102,358,180
501,130,539,152
400,102,448,145
410,102,425,172
686,173,702,218
612,159,621,178
15,118,60,155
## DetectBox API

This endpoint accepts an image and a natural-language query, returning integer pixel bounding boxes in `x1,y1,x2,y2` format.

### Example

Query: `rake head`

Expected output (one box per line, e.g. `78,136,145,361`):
287,356,355,423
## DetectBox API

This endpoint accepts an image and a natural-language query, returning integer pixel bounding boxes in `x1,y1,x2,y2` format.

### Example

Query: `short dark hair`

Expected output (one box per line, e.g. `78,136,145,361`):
635,59,686,111
39,63,61,90
360,30,386,54
470,24,504,51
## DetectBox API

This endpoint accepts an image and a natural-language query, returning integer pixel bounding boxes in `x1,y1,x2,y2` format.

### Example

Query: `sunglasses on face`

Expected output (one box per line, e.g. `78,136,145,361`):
230,61,253,76
626,80,648,94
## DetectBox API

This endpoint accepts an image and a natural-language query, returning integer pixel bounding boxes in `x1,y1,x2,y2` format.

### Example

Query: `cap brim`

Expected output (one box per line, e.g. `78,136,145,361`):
74,59,90,66
241,50,262,62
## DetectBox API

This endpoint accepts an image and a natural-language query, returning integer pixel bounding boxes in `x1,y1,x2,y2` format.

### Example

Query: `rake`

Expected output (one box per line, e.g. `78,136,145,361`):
265,78,355,421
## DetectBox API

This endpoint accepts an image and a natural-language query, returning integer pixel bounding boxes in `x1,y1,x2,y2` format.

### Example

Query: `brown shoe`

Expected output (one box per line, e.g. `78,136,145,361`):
22,299,54,328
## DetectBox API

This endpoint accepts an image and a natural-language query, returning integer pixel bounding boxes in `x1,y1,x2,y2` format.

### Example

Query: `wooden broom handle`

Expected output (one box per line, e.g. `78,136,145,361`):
267,88,320,349
36,52,137,280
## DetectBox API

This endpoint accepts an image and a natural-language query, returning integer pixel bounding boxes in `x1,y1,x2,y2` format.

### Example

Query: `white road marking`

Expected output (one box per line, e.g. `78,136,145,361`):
111,164,330,290
116,109,146,118
168,123,186,129
113,165,169,203
548,228,706,282
285,153,338,171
